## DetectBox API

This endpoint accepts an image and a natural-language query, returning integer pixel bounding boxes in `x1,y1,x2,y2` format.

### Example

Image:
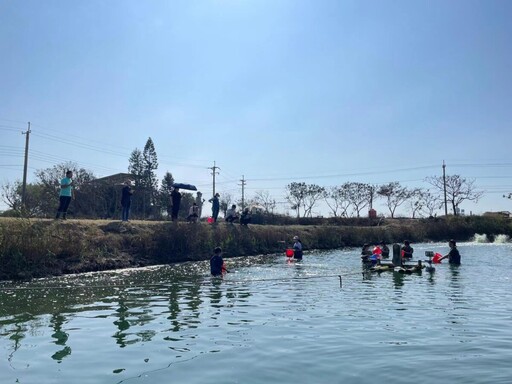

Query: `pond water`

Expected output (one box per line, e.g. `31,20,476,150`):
1,241,512,384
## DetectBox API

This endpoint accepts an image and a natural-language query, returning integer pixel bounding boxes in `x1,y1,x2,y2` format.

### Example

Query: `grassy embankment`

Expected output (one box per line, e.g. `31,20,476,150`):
0,216,510,281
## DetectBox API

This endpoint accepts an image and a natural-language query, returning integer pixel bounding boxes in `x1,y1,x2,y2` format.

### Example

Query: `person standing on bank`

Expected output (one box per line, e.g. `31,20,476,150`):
209,193,220,222
440,239,461,265
55,170,73,220
121,180,134,222
196,191,205,218
292,236,303,260
171,187,182,221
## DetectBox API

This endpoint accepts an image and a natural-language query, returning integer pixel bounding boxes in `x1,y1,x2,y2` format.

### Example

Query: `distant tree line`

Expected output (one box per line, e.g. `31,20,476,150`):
284,176,482,219
1,138,195,220
0,136,483,219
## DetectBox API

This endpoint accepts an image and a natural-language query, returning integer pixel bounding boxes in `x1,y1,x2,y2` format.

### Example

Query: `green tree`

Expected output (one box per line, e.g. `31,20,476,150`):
345,182,372,217
286,182,307,218
286,182,325,217
128,149,144,184
128,148,144,217
159,172,175,218
142,137,159,197
35,162,95,217
128,138,159,218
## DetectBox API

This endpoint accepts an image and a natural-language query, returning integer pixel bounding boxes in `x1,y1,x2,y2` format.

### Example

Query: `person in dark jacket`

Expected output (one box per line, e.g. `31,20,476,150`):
380,241,390,258
240,208,252,226
440,239,461,265
121,180,134,222
171,188,182,221
210,247,226,276
401,240,414,259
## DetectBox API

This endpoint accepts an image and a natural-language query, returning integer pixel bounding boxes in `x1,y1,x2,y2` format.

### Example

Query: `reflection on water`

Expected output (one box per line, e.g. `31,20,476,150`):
50,313,71,361
1,244,512,384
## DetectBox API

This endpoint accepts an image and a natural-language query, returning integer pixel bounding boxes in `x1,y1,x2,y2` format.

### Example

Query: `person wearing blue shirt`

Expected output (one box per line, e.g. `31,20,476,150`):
209,193,220,222
55,170,73,220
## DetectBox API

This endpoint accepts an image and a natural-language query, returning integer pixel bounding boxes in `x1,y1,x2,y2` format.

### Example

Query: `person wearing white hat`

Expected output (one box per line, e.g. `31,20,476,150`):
292,236,303,260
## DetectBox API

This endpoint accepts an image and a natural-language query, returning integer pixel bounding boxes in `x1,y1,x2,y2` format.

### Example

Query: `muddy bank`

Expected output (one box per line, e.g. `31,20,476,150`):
0,216,510,281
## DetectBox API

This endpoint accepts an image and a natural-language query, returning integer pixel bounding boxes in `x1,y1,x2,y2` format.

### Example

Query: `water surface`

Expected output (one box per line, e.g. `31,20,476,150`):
1,242,511,383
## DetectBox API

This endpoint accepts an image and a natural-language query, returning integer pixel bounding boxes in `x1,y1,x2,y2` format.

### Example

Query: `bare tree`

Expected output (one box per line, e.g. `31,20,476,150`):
303,184,325,217
324,184,351,217
426,175,483,215
220,193,233,216
421,190,443,217
253,190,277,213
367,184,380,210
1,180,22,212
407,188,426,218
378,182,411,218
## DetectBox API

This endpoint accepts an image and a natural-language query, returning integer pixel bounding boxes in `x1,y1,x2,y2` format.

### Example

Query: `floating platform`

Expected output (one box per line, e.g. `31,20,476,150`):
364,260,426,274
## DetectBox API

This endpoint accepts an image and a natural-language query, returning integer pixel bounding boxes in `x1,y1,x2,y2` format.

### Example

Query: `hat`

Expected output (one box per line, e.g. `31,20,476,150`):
293,236,299,240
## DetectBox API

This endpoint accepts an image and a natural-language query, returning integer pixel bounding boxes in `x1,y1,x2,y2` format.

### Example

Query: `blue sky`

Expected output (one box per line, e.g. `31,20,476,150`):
1,0,511,216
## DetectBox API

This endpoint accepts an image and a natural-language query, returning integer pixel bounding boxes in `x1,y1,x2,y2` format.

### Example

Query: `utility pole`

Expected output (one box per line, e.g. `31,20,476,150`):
442,160,448,216
21,122,31,209
239,175,247,210
208,161,220,197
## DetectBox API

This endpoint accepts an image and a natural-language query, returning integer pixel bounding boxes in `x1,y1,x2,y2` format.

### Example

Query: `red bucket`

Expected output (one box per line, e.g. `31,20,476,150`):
285,249,294,257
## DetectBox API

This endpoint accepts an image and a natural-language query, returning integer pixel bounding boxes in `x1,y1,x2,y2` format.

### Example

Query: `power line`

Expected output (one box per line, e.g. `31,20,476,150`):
247,165,440,182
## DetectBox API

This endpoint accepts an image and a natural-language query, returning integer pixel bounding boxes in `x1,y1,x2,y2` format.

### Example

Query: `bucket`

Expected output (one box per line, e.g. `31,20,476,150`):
285,249,294,257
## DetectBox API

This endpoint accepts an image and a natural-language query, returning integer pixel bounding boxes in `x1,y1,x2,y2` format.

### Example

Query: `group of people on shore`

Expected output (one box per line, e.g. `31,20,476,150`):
53,170,252,224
